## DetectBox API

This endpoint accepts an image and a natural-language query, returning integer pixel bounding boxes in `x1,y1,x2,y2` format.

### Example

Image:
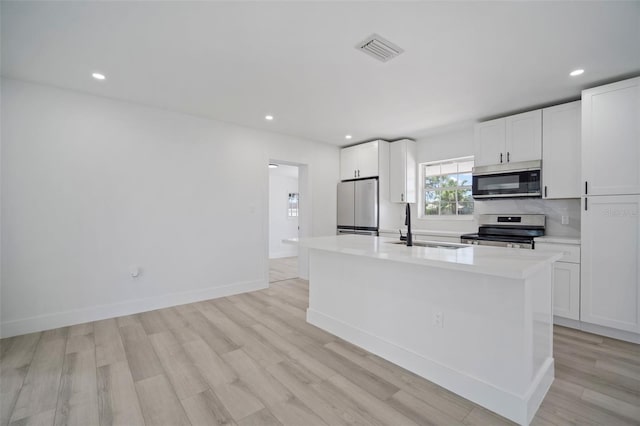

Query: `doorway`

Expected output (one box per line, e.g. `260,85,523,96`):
268,162,299,282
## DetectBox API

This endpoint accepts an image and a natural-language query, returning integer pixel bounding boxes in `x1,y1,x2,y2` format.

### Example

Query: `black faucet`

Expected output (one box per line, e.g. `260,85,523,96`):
405,203,413,247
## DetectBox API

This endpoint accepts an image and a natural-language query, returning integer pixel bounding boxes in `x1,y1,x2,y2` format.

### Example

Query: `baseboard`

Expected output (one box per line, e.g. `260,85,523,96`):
554,316,640,344
307,308,552,426
1,279,267,338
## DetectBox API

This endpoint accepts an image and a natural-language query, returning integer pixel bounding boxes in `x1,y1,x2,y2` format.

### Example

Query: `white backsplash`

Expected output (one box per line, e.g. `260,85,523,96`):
474,198,581,238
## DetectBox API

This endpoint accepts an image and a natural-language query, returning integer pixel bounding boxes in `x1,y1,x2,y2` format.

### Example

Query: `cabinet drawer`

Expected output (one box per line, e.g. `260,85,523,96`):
536,243,580,263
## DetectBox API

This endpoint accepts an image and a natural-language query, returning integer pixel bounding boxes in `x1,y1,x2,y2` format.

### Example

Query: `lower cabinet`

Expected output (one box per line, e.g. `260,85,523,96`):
551,262,580,320
536,242,581,321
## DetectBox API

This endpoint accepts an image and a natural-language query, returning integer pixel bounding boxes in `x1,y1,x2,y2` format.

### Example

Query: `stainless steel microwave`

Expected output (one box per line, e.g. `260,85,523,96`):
472,160,542,199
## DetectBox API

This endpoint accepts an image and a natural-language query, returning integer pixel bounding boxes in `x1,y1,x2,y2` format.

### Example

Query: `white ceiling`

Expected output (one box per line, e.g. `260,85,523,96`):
2,1,639,146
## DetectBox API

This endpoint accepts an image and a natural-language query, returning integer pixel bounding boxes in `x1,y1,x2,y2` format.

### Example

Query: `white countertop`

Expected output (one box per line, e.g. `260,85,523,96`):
295,235,562,280
534,236,581,245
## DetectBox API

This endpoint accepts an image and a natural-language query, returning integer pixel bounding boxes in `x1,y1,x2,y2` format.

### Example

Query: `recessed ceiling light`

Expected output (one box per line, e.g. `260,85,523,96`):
345,135,352,140
265,115,274,121
570,69,584,77
268,163,279,169
92,72,106,80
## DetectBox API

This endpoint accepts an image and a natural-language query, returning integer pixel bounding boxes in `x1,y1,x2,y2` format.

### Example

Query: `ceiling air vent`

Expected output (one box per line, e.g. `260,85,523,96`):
356,34,404,63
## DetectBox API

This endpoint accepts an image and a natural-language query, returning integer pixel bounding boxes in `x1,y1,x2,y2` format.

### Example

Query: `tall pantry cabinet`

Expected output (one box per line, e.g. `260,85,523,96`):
581,77,640,336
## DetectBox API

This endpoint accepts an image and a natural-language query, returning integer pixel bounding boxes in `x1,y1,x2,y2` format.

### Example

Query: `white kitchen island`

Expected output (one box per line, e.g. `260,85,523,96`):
297,235,562,425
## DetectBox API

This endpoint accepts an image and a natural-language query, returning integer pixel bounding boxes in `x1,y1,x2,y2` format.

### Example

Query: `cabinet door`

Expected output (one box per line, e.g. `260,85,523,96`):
542,101,581,199
552,262,580,320
340,145,359,180
474,118,505,167
357,141,379,179
582,77,640,196
405,140,417,203
581,194,640,332
389,140,407,202
505,110,542,163
389,140,416,203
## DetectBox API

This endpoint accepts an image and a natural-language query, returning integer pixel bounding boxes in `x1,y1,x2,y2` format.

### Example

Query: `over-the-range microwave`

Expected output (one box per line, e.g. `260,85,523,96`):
472,160,542,199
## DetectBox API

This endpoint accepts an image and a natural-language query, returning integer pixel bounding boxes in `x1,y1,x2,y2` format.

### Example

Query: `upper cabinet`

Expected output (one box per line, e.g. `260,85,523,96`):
389,139,416,203
474,110,542,167
582,77,640,196
542,101,581,199
340,140,380,180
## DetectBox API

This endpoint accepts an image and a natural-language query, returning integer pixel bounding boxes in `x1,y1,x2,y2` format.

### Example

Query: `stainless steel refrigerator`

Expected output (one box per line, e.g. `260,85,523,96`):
337,178,378,235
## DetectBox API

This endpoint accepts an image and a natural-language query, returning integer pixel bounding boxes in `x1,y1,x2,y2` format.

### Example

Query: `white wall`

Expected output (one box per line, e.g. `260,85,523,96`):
269,165,298,258
1,78,338,337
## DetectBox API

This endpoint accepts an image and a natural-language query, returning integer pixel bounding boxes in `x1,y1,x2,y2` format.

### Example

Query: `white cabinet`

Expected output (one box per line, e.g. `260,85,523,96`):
340,140,380,180
474,110,542,167
582,77,640,196
389,139,416,203
537,242,581,321
542,101,581,199
505,110,542,164
474,119,506,167
340,145,359,180
581,194,640,333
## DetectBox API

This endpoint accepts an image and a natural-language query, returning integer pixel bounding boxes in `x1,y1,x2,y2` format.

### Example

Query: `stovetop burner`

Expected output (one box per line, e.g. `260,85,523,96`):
461,214,545,249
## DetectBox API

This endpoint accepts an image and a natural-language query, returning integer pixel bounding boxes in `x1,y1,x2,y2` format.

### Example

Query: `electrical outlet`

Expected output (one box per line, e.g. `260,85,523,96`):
433,311,444,328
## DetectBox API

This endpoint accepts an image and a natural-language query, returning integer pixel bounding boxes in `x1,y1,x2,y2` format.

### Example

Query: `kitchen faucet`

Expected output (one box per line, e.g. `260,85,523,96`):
405,203,413,247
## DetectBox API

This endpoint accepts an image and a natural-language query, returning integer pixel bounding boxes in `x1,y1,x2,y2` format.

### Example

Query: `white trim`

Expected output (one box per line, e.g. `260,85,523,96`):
308,308,554,426
554,316,640,344
1,279,267,338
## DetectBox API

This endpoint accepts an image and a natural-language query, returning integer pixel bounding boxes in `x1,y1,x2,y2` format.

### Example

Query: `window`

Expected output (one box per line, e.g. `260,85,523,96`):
288,192,299,217
422,157,474,217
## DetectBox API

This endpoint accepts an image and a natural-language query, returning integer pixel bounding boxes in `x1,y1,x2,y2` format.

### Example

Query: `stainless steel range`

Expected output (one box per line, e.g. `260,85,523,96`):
461,214,545,249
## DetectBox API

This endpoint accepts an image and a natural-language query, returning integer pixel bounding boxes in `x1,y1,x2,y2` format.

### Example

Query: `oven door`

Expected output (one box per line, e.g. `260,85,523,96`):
472,162,541,199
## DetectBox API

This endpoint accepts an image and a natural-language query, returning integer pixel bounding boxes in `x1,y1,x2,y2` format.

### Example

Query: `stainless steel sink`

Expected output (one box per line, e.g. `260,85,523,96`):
387,240,468,250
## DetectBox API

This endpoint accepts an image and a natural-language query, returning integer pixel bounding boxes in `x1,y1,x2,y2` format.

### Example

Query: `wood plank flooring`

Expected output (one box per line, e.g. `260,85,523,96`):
269,257,298,283
1,257,639,426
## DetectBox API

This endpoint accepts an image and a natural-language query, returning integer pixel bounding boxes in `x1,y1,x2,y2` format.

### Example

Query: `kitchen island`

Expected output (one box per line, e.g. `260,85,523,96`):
298,235,562,425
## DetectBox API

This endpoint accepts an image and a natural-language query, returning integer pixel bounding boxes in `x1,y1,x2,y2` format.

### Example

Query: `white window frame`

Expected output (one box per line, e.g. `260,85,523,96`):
419,156,474,220
287,192,299,217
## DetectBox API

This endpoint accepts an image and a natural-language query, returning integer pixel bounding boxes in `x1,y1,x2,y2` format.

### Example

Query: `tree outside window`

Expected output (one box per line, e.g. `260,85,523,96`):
423,157,474,217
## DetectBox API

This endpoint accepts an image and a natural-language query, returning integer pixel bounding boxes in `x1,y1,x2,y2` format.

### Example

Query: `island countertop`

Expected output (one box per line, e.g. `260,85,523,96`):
296,234,562,280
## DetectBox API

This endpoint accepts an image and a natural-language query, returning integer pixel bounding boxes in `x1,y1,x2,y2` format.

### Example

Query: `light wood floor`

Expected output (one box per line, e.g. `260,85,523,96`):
268,257,298,283
2,260,639,426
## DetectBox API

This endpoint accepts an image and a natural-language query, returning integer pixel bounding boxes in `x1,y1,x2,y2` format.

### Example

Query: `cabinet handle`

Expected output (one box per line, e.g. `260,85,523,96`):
500,153,503,163
507,152,510,162
544,186,547,198
585,181,588,195
585,197,588,211
358,169,360,177
354,170,357,178
401,193,404,202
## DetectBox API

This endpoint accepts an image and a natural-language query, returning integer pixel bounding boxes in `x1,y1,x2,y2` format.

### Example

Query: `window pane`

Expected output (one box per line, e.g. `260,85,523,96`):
442,174,459,187
458,172,472,187
424,191,440,215
457,189,473,215
440,201,456,215
425,175,443,189
457,201,474,215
